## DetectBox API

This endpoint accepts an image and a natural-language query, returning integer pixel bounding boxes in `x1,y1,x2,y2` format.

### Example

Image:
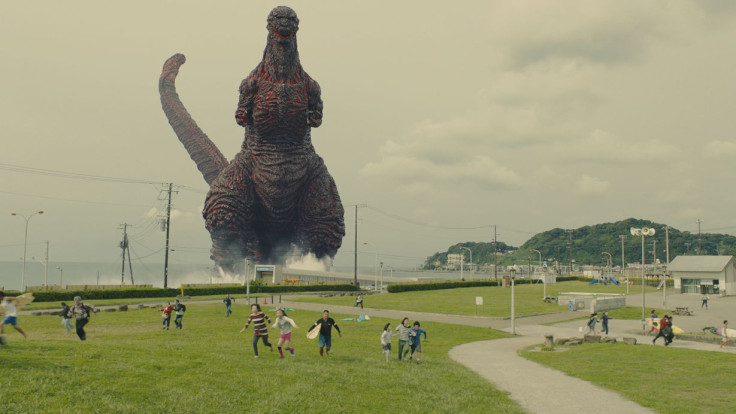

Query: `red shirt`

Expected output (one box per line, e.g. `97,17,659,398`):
659,317,668,330
160,305,174,316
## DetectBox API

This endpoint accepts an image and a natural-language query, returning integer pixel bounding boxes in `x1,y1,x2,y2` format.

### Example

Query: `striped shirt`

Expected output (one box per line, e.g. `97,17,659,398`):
245,312,271,337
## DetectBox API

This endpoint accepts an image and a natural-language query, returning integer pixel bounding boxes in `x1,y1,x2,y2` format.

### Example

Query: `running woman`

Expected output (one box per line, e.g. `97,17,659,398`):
307,310,342,357
240,304,273,357
68,296,94,341
272,308,298,358
381,323,392,362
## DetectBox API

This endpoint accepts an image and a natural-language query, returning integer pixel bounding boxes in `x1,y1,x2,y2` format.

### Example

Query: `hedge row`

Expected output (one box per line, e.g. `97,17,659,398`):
30,283,359,302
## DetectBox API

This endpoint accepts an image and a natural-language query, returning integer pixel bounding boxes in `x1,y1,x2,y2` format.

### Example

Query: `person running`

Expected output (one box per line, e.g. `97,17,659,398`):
396,317,412,361
173,299,186,329
600,311,610,336
409,321,428,363
240,304,273,358
0,291,28,345
720,320,732,349
664,316,675,346
381,323,392,362
223,295,234,317
307,310,342,357
653,315,669,344
648,310,659,336
272,308,298,358
587,313,599,335
159,302,174,330
59,302,72,334
68,296,94,341
354,294,363,309
702,294,709,309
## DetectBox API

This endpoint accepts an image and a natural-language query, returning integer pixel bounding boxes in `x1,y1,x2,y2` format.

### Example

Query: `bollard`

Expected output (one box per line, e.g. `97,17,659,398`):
544,334,554,348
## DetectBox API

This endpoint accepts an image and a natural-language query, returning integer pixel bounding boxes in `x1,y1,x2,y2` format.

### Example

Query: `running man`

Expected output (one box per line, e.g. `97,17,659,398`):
720,320,732,349
0,291,28,345
173,299,186,329
307,310,342,357
223,295,234,317
240,304,273,358
68,296,94,341
272,308,298,358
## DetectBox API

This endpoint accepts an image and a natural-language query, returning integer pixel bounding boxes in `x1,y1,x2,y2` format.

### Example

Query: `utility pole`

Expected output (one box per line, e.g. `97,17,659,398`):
44,240,49,287
352,204,367,286
120,223,129,285
493,225,498,281
664,226,670,307
620,235,626,292
163,183,176,288
567,229,574,274
697,218,702,255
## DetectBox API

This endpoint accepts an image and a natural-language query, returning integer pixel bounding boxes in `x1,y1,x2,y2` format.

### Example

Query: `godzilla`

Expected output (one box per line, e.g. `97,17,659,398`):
159,6,345,273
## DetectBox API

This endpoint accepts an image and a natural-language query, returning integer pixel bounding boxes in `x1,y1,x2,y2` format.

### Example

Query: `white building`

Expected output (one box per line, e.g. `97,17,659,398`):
668,255,735,296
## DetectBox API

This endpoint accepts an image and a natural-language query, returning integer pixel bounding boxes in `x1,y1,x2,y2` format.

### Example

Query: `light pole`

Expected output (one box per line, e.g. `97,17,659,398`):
509,268,516,335
379,261,384,292
530,249,545,298
56,266,63,287
460,246,472,280
620,235,627,294
631,227,655,324
11,210,44,291
363,242,378,290
601,252,612,280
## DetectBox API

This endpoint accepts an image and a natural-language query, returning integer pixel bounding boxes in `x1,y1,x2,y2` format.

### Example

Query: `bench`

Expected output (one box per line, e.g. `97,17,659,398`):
673,307,692,316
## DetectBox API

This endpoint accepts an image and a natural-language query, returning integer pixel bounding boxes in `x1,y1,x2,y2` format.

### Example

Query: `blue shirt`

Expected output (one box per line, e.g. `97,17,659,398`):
410,328,427,344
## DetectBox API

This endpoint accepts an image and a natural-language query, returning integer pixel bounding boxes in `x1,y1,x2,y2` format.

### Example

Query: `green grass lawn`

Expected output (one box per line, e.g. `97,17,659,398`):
1,304,522,413
291,282,661,317
521,343,736,413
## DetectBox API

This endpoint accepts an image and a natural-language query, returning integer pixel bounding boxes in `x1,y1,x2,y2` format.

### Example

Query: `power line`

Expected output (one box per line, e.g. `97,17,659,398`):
366,206,493,230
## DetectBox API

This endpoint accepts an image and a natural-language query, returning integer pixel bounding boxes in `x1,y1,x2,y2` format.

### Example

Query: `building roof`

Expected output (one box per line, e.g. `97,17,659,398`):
668,255,734,272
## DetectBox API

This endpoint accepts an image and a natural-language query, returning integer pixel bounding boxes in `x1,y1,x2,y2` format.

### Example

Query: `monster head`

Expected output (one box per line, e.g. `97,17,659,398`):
267,6,299,43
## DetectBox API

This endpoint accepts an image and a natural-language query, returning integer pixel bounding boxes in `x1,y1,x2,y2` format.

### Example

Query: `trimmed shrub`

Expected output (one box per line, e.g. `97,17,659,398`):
31,283,359,302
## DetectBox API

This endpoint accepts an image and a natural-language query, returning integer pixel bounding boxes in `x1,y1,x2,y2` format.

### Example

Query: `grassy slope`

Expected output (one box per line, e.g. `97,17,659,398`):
521,343,736,413
1,303,522,413
291,282,661,317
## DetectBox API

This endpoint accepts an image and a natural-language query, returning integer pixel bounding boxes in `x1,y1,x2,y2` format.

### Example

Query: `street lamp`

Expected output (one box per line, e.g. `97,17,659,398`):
363,242,378,290
460,246,472,280
379,261,384,292
630,227,655,325
56,266,63,287
11,210,44,291
530,249,545,298
509,268,516,335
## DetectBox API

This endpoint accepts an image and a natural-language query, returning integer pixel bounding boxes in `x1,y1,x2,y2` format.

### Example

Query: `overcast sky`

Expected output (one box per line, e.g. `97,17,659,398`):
2,1,736,272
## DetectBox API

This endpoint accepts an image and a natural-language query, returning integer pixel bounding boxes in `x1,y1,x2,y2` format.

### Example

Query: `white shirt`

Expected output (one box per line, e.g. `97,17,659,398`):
1,298,17,317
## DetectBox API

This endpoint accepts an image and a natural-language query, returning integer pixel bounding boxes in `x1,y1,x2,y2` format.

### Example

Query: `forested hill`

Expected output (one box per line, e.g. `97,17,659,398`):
422,218,736,269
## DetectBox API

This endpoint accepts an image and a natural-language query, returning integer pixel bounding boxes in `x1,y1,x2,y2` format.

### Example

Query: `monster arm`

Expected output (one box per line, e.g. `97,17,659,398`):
235,74,257,127
307,78,323,128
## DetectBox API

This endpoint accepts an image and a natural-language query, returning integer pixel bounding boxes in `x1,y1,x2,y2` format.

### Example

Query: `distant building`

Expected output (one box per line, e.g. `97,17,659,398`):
668,255,735,296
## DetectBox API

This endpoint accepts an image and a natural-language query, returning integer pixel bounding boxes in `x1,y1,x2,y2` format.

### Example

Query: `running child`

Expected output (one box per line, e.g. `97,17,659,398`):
159,302,174,330
396,317,412,361
0,291,28,345
272,308,298,358
409,321,428,363
381,323,392,362
68,296,94,341
240,304,273,357
307,310,342,357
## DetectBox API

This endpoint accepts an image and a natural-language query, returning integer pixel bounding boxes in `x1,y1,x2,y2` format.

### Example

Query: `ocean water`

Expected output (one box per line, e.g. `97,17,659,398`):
0,261,472,291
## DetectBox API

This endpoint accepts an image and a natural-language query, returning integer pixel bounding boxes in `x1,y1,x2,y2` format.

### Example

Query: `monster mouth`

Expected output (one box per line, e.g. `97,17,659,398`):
273,26,295,42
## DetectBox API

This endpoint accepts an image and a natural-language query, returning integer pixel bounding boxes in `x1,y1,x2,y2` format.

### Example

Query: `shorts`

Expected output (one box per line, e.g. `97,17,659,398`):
412,342,422,353
318,334,332,348
280,332,292,341
382,343,391,352
2,316,17,326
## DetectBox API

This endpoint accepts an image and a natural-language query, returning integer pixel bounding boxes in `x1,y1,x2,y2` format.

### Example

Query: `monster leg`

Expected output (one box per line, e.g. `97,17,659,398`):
203,160,260,273
297,167,345,259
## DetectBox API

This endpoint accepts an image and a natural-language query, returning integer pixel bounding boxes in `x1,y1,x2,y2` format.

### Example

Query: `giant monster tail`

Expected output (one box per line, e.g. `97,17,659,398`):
159,53,228,185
